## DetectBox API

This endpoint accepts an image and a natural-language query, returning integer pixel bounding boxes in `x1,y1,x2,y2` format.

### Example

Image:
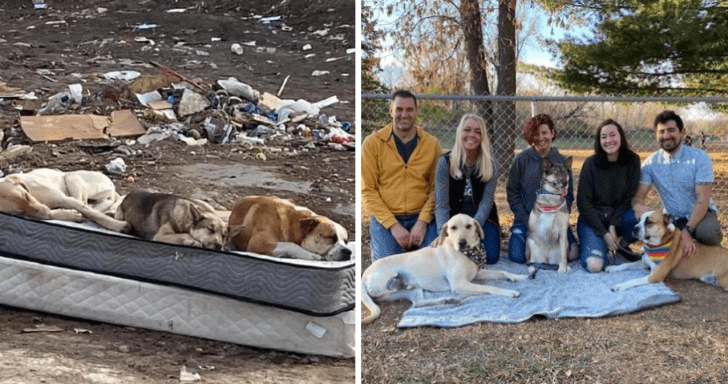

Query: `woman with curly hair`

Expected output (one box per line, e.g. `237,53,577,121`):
506,113,579,264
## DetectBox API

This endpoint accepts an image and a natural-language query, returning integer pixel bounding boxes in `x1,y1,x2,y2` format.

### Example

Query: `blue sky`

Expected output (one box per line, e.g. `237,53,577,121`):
371,2,593,88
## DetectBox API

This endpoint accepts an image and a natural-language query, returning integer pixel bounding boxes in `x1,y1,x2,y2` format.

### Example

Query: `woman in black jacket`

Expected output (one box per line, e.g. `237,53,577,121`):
576,119,641,272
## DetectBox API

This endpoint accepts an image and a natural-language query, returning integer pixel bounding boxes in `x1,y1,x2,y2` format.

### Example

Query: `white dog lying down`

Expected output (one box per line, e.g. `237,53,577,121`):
0,168,129,233
361,214,530,325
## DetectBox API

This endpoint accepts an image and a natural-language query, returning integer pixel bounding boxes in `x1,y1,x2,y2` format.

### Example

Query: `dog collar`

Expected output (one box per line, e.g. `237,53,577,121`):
536,201,566,212
463,243,488,268
643,240,672,264
535,189,566,212
535,188,559,196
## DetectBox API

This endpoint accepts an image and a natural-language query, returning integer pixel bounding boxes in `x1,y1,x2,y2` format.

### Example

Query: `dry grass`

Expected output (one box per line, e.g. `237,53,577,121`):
361,151,728,384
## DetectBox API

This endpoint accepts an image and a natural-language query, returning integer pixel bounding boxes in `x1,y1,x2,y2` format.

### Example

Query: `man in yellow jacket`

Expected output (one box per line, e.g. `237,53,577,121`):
362,90,442,260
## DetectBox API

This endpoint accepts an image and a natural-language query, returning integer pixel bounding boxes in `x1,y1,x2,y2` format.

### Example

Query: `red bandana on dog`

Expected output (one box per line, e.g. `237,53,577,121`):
643,241,672,264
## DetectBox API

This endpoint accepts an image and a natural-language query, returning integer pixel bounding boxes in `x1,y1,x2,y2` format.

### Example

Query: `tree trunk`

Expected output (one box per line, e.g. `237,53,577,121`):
495,0,517,176
460,0,493,134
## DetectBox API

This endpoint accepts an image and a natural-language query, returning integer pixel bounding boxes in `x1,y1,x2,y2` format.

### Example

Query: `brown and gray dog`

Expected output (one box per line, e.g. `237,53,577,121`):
606,210,728,291
361,214,529,325
226,195,351,261
115,191,227,250
0,168,129,232
526,157,576,273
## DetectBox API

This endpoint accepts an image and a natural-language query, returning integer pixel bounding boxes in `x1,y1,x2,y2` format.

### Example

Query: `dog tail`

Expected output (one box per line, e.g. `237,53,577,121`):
361,289,381,325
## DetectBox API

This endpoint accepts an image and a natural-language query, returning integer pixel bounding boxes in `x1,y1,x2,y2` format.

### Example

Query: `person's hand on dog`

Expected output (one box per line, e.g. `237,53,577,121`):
633,203,652,218
409,219,428,248
390,222,411,249
603,225,618,253
681,228,696,255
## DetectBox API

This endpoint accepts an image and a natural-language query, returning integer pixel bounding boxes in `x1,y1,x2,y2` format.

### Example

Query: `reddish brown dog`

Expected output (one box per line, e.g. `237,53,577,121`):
227,195,351,261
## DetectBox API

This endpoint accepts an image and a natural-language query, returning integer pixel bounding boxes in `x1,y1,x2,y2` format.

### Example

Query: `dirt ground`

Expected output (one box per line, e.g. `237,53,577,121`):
361,151,728,384
0,0,354,382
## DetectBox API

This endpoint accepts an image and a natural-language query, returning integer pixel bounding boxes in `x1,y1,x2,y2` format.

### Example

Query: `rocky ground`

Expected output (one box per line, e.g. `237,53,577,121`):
0,0,355,382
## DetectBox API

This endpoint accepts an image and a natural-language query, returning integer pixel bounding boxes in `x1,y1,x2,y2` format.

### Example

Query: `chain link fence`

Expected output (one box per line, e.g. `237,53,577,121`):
362,94,728,229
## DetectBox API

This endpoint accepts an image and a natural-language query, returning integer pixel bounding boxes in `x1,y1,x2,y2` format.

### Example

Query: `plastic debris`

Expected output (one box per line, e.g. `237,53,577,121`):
179,366,201,382
68,84,83,104
36,92,70,115
103,71,141,81
217,77,260,103
177,89,211,117
231,43,244,55
105,157,127,175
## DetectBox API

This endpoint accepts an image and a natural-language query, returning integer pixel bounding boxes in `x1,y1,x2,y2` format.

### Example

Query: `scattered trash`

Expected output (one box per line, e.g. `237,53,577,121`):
104,71,141,82
68,84,83,104
311,70,330,77
73,328,93,334
20,111,145,142
37,92,70,115
0,145,32,161
302,44,312,51
259,16,282,24
231,43,244,55
133,23,159,31
179,366,201,382
105,157,127,175
32,0,47,10
22,324,64,333
177,89,211,117
20,98,41,115
217,77,260,103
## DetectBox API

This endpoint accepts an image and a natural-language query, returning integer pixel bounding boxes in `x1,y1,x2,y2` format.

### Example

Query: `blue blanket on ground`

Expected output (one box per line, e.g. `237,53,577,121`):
397,258,681,328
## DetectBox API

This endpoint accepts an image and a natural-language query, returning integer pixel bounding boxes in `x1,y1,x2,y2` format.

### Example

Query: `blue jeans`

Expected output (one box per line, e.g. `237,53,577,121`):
508,220,578,264
578,209,638,272
480,220,502,265
370,214,439,261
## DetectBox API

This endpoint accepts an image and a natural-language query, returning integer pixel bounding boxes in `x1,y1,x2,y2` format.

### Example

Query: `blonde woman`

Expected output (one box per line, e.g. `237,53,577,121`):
434,114,501,264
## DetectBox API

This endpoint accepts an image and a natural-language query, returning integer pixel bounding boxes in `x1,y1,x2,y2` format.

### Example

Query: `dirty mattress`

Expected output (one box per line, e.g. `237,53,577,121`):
0,212,355,357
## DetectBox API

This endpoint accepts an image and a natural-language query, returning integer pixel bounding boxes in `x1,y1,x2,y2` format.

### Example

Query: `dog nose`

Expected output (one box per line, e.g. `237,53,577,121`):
338,248,352,261
458,238,467,249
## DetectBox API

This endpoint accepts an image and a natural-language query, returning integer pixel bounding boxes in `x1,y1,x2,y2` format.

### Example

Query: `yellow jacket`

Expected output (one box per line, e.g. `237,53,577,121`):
362,123,442,229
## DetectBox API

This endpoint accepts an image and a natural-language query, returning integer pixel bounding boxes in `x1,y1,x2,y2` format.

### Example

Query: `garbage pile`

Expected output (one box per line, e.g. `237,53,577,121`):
0,61,354,162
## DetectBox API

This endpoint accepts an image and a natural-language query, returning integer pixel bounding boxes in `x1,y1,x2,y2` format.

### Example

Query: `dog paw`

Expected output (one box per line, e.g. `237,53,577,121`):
118,222,132,234
512,274,530,282
604,266,618,273
557,265,571,274
502,289,520,298
611,284,627,292
182,239,202,247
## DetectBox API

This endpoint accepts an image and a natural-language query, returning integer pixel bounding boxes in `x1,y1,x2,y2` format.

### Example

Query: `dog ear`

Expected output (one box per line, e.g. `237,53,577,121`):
663,213,675,226
438,223,449,244
188,204,203,223
300,217,320,234
227,224,245,239
541,157,552,170
563,156,573,169
474,220,484,240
